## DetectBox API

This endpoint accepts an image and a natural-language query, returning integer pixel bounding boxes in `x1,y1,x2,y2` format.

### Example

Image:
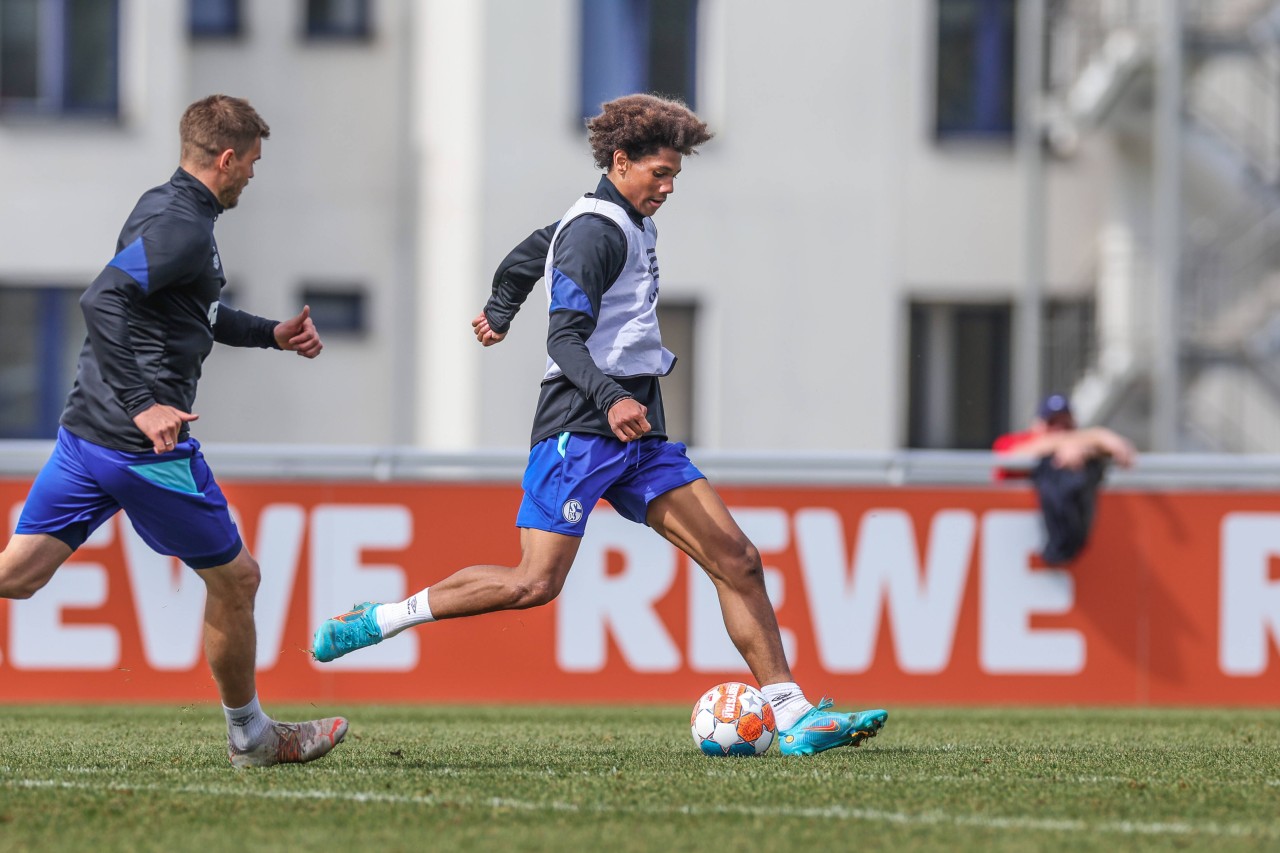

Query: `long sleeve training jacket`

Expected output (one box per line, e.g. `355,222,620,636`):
60,168,279,452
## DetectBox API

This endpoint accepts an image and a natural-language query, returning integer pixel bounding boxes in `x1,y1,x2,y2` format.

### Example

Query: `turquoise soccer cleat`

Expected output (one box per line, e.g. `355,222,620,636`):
777,699,888,756
312,601,384,662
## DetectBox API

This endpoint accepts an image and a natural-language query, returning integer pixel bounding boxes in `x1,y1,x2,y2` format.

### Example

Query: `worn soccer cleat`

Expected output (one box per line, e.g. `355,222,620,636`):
312,601,384,662
777,699,887,756
228,717,349,768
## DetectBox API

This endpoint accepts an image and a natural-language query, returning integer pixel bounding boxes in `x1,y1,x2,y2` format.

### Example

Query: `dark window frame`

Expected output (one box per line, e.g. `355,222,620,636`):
906,294,1097,448
0,0,121,119
933,0,1016,140
906,299,1012,449
655,298,698,445
0,284,87,439
298,284,369,336
580,0,698,122
189,0,244,40
303,0,373,41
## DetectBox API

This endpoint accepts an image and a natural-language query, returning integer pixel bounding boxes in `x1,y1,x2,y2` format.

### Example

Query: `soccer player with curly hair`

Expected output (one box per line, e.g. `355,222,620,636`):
313,94,887,755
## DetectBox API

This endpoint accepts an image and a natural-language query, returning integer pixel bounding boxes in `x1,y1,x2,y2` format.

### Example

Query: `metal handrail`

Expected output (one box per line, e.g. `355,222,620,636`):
1,441,1277,490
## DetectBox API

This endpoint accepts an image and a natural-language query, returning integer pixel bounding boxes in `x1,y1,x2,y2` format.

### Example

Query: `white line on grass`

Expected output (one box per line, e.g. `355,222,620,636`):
5,776,1277,840
9,765,1277,790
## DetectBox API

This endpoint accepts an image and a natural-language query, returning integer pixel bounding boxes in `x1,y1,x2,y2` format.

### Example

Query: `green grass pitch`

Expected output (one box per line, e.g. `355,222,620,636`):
1,704,1278,852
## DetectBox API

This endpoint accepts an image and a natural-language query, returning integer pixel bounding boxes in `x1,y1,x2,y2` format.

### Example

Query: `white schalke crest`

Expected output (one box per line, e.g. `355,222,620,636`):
561,499,583,524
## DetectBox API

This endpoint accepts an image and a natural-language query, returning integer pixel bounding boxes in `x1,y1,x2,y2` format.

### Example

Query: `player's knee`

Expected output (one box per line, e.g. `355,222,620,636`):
210,554,261,604
0,556,46,599
509,576,562,609
715,541,765,589
0,571,41,599
235,558,262,598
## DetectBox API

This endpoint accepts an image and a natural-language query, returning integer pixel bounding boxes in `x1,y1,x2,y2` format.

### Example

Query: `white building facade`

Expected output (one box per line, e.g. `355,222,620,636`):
7,0,1266,453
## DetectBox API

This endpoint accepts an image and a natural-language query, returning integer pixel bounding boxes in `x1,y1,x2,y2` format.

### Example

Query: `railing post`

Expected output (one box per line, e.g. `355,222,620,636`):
1016,0,1049,424
1152,0,1184,450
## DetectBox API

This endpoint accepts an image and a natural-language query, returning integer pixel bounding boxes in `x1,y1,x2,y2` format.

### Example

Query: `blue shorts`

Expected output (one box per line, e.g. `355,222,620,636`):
15,427,243,569
516,432,705,536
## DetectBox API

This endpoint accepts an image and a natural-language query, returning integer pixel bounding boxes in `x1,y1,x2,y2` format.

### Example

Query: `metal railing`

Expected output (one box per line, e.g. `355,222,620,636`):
1,441,1277,490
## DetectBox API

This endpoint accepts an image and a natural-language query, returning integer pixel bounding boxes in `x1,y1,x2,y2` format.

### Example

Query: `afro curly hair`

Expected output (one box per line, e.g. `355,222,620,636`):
586,93,713,171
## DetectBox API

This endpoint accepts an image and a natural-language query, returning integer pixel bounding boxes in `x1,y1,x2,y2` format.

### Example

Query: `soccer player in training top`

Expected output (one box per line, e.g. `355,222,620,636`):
0,95,347,768
313,94,887,755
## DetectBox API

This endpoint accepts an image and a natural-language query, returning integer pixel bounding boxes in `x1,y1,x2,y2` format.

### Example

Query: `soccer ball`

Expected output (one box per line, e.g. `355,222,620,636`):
690,681,776,756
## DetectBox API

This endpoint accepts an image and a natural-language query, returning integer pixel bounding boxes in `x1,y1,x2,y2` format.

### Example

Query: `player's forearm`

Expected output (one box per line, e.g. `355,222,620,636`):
547,322,630,414
485,223,557,333
212,303,279,348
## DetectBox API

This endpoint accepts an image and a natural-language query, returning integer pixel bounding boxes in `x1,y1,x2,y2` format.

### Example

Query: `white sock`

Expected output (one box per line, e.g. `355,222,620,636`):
224,695,273,750
374,587,435,638
761,682,815,731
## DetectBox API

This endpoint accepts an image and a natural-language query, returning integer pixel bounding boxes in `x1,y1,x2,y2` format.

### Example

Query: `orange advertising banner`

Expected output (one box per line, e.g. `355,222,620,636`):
1,477,1278,706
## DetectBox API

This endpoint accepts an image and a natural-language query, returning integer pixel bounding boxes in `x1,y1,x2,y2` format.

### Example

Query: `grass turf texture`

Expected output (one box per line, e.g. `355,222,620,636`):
1,705,1278,852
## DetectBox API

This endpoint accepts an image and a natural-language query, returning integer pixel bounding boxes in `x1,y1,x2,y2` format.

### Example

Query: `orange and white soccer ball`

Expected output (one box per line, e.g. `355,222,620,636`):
690,681,776,756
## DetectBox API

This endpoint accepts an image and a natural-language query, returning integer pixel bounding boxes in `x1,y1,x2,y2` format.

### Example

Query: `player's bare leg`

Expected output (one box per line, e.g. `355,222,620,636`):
199,546,261,707
427,528,581,616
202,545,347,767
647,479,887,755
0,533,71,599
646,479,792,684
311,529,580,661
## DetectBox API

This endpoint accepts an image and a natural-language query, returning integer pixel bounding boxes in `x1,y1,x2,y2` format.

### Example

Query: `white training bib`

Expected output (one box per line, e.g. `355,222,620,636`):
542,196,675,380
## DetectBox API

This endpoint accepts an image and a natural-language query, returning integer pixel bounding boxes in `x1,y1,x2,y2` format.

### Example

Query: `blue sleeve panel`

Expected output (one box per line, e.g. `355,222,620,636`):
549,268,595,317
108,237,150,292
104,219,210,296
550,214,626,319
543,212,632,416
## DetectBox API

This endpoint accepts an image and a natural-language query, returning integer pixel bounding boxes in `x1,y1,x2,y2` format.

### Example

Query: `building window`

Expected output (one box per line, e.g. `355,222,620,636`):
1044,296,1095,401
0,0,120,117
190,0,242,39
300,286,368,335
305,0,372,40
907,301,1011,449
0,286,86,439
907,297,1095,448
581,0,698,121
656,300,697,444
934,0,1016,139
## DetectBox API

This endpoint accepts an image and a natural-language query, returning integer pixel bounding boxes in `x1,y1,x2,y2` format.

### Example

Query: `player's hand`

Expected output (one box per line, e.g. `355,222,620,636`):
133,404,199,454
608,397,650,442
472,313,507,346
275,305,323,358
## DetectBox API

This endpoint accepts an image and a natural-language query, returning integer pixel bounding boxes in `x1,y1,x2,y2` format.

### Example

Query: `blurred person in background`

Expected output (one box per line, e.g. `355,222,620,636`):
313,93,888,756
0,94,347,768
994,393,1137,565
